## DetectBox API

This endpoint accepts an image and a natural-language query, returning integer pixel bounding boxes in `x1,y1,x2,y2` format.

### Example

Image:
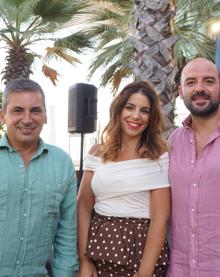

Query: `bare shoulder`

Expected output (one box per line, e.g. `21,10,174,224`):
88,144,102,156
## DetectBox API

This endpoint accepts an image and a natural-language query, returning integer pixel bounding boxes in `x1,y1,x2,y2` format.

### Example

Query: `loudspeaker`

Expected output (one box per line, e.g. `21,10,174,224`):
68,83,97,133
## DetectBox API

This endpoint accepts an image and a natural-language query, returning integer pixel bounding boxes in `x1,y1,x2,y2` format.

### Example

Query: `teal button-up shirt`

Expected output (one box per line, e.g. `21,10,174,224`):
0,135,78,277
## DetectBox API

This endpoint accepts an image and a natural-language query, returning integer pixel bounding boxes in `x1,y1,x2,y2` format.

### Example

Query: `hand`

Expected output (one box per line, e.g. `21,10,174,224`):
78,258,98,277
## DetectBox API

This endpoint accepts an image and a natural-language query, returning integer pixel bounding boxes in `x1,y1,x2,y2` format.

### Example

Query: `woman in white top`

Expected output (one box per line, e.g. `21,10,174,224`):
77,81,171,277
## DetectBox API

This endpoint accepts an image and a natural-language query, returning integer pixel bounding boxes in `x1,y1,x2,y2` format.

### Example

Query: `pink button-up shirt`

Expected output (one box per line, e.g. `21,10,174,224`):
168,116,220,277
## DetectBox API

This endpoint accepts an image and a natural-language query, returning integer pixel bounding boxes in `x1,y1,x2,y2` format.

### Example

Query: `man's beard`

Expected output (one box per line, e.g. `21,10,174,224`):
183,91,220,117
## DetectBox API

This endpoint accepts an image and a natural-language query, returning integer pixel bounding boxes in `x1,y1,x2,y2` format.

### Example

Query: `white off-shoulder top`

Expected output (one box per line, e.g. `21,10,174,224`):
84,152,170,218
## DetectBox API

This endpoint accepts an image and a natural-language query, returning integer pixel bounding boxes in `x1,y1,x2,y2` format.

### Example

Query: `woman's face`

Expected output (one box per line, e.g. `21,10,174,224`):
120,92,151,139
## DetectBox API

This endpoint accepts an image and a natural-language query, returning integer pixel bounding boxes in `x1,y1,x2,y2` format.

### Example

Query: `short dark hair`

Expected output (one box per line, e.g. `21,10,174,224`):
2,78,46,110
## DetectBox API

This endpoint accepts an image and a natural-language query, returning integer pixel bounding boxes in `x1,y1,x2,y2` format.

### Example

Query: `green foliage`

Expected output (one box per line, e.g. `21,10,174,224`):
173,0,220,69
84,0,133,92
88,39,133,93
54,32,93,53
86,0,220,92
0,0,92,84
33,0,88,23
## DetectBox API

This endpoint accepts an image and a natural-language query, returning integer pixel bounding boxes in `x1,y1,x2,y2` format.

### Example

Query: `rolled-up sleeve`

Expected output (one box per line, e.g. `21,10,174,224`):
51,170,78,277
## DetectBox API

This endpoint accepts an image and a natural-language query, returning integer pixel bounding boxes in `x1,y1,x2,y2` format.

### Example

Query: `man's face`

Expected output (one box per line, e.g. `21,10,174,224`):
1,91,47,148
179,58,220,117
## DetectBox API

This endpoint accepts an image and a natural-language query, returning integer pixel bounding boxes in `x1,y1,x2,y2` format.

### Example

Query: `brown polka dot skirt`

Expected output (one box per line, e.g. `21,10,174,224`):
85,212,169,276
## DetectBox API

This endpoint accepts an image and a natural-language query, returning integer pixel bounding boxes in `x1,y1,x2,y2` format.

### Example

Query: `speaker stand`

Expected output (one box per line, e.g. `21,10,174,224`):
79,132,84,186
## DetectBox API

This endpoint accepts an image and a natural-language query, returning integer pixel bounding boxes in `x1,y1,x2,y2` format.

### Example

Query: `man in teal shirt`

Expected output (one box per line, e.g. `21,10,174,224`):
0,78,78,276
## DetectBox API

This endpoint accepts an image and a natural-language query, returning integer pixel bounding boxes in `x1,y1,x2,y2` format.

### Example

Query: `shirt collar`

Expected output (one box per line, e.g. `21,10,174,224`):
182,114,220,132
0,133,49,155
182,115,220,141
0,134,10,148
182,115,193,128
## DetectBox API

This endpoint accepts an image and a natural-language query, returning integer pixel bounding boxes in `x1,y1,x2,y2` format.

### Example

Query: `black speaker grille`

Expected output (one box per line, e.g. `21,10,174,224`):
68,83,97,133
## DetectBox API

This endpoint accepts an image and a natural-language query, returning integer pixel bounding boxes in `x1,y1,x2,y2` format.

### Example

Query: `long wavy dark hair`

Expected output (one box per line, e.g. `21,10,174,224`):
101,81,168,161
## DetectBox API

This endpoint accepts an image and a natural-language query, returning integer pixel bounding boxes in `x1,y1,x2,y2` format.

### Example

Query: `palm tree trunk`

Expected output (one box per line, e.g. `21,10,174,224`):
130,0,179,135
2,46,33,84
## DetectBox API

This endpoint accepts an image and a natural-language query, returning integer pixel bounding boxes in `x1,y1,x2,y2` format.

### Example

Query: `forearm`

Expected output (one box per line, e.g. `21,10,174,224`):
52,175,78,275
52,221,78,275
77,203,98,277
137,220,168,277
77,168,97,276
77,202,93,261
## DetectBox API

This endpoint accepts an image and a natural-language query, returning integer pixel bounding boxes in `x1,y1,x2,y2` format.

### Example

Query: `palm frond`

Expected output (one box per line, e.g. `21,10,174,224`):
86,0,132,48
102,65,131,94
174,0,220,67
54,32,93,53
88,39,133,91
0,0,93,84
6,0,28,5
85,0,220,93
33,0,88,23
89,40,131,75
42,64,59,85
43,47,80,65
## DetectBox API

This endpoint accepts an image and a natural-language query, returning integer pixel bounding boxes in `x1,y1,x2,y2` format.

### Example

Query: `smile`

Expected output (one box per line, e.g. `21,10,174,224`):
191,93,209,101
18,127,35,133
192,98,209,106
127,121,141,128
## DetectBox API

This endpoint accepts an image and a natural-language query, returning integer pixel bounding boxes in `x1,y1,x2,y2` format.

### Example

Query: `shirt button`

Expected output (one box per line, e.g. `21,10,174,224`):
24,188,28,192
19,164,23,168
191,160,195,164
190,139,193,143
20,237,24,241
192,209,195,212
23,213,27,217
192,259,196,263
16,260,20,264
192,183,197,187
192,233,195,238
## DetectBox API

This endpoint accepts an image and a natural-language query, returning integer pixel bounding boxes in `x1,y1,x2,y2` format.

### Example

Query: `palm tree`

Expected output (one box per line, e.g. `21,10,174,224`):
131,0,178,133
0,0,92,84
86,0,133,94
131,0,219,132
86,0,220,133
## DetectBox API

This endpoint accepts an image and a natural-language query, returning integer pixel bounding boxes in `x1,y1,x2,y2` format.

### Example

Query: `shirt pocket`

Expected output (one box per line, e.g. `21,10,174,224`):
44,183,62,217
0,183,8,221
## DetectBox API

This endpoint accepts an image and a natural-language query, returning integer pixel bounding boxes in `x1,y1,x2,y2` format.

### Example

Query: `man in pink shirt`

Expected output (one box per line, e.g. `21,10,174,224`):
168,57,220,277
